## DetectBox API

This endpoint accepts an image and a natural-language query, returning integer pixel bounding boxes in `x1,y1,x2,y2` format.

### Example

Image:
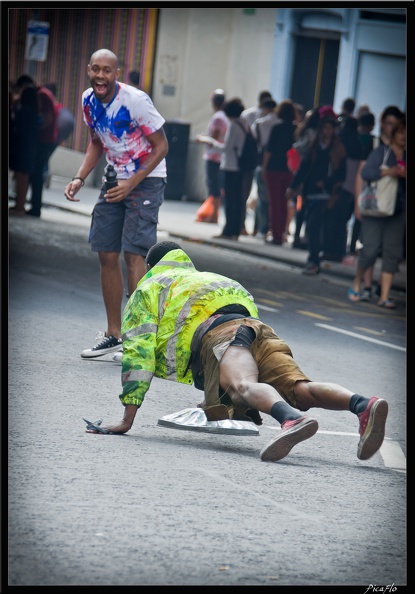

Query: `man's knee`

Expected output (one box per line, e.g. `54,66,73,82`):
99,251,120,266
293,380,312,410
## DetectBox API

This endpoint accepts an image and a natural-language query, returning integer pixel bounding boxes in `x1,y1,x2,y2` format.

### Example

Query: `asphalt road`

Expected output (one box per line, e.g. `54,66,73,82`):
7,209,407,588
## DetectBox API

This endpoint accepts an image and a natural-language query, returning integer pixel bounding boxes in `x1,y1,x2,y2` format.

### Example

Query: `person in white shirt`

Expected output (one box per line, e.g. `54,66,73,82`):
251,98,279,238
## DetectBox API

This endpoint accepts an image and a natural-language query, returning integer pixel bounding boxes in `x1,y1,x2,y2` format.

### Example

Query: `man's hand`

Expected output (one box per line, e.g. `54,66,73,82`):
64,179,83,202
103,179,136,203
85,404,139,435
85,418,133,434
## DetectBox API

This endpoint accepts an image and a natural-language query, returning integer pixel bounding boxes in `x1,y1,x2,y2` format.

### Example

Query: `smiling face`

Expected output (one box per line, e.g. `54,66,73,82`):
87,50,120,103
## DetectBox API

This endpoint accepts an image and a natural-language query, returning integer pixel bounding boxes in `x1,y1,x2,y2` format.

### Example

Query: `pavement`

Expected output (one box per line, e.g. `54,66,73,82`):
14,175,407,295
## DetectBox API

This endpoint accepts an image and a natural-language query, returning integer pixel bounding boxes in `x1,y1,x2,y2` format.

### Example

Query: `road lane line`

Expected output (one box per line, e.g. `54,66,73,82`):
198,468,323,522
262,426,406,472
297,310,332,320
257,304,279,312
315,323,406,351
379,440,406,470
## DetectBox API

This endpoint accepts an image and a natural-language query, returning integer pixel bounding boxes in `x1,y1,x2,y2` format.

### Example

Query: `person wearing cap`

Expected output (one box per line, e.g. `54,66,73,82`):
195,89,229,223
286,106,347,275
85,240,389,466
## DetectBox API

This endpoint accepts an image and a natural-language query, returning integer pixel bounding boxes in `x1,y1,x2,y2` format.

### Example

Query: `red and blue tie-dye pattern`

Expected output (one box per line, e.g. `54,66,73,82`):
82,82,166,179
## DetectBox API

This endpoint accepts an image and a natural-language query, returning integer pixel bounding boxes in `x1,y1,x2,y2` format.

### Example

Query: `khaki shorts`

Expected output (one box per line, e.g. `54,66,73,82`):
200,318,310,409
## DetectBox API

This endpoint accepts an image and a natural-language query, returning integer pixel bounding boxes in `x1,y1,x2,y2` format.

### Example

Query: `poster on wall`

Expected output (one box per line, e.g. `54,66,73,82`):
25,20,50,61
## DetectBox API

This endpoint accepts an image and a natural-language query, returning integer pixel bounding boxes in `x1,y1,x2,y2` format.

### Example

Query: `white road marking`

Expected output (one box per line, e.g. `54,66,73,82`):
198,468,323,522
257,304,279,312
315,323,406,352
263,426,406,472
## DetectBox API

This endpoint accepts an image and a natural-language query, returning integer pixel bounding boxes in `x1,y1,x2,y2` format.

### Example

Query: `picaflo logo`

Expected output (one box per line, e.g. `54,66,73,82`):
363,585,397,594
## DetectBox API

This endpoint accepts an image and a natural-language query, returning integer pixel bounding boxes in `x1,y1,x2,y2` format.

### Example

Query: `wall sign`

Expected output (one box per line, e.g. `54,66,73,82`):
25,20,50,61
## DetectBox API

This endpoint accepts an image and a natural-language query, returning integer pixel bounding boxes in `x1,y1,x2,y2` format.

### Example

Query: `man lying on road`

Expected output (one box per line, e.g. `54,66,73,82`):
86,240,388,463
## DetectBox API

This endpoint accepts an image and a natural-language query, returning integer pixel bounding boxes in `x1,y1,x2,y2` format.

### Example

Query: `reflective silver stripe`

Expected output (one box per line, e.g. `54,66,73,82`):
122,369,154,383
165,279,249,380
123,323,157,341
154,260,194,269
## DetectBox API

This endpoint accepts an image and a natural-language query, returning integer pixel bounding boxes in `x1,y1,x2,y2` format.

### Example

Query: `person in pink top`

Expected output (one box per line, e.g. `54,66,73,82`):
64,48,168,358
195,89,229,223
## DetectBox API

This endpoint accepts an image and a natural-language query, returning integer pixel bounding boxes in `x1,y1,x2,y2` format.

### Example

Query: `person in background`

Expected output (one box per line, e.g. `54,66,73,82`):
197,98,248,240
12,74,58,217
195,89,228,224
286,108,346,275
43,82,75,188
85,240,389,468
239,90,273,235
9,84,39,216
348,116,406,309
350,105,404,301
290,107,321,250
241,90,273,127
262,99,297,245
356,104,371,118
322,115,363,262
128,70,140,88
64,48,168,358
294,103,305,125
347,111,376,258
250,98,278,239
284,102,306,241
337,97,356,128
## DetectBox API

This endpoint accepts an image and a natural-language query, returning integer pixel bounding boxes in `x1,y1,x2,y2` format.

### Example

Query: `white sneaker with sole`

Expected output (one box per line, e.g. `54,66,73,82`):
260,416,319,462
81,333,122,358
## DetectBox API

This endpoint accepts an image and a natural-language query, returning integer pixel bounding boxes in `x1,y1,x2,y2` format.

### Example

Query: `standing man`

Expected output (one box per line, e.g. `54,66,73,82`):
64,49,168,358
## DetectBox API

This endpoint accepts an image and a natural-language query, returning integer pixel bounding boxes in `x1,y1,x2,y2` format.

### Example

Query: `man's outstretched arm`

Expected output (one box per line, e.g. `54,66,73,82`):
86,404,139,435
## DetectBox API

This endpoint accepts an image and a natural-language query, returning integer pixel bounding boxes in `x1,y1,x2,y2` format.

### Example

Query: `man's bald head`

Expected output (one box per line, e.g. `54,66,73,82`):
89,49,119,69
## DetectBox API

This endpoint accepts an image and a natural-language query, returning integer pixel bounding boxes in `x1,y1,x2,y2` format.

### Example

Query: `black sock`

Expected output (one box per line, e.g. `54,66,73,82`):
349,394,370,415
270,402,302,425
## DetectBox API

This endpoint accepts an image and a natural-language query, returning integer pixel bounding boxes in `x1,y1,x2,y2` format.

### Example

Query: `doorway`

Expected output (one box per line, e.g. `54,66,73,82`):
290,35,340,112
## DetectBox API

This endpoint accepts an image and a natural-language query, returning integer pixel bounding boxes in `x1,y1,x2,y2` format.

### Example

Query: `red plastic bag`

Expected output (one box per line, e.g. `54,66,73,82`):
287,147,300,173
195,195,216,222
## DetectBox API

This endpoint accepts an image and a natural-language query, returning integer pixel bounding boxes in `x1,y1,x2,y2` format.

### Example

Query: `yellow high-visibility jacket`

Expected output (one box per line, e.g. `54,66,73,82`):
119,248,258,407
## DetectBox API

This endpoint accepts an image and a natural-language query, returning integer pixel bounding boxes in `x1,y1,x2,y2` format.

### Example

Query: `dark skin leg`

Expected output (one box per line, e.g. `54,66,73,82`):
218,346,354,414
98,250,147,339
87,346,354,435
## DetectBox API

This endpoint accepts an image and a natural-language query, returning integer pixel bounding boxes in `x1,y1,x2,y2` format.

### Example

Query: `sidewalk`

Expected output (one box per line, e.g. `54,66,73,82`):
39,175,406,293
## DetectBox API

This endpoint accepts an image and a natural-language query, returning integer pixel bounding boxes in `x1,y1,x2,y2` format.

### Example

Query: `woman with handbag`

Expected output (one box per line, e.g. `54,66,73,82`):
348,116,406,309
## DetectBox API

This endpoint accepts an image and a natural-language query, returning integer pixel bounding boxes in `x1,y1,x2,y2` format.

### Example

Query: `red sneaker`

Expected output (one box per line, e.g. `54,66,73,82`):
259,416,318,462
357,397,388,460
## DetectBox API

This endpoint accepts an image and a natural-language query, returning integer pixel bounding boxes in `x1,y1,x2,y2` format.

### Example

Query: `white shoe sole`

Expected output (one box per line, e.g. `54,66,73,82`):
81,345,123,358
260,418,319,462
357,399,388,460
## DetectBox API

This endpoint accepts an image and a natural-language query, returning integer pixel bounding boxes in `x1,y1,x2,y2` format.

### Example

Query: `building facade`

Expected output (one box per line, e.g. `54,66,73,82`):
8,6,406,200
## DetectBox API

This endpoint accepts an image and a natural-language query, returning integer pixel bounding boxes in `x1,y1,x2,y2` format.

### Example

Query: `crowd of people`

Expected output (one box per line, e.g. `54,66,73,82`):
9,75,74,217
9,65,405,313
195,91,406,305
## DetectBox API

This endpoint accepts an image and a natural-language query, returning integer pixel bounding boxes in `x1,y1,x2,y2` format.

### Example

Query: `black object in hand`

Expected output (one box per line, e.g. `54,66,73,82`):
105,164,118,190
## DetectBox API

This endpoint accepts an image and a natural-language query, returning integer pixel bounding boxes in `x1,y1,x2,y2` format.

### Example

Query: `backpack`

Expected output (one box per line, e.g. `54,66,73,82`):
234,119,258,171
56,104,75,143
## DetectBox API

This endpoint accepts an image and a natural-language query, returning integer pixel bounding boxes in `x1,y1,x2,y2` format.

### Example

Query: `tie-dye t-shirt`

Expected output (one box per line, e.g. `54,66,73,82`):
82,82,166,179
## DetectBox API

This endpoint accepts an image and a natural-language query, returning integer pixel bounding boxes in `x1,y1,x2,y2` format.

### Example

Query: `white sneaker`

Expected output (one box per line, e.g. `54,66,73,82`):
81,333,122,358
